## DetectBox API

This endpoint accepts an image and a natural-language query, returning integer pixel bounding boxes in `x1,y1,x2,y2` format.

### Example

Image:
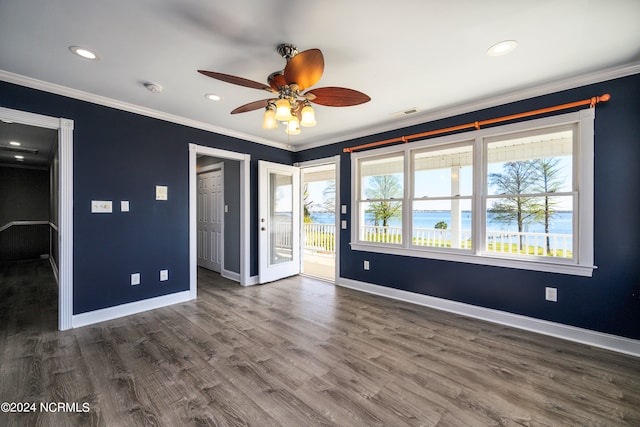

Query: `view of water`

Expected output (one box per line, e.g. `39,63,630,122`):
310,211,573,235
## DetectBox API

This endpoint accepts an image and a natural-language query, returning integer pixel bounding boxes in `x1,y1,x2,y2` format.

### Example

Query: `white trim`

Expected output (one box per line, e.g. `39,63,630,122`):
189,144,251,296
296,155,341,283
221,269,240,282
338,277,640,358
0,107,73,331
350,110,595,277
0,70,289,151
293,62,640,151
72,291,191,328
3,64,639,153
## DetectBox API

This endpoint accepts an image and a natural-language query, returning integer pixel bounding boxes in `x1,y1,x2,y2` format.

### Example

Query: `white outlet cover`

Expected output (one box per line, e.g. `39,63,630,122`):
364,260,370,270
121,200,130,212
160,270,168,281
131,273,141,286
545,287,558,302
341,205,347,214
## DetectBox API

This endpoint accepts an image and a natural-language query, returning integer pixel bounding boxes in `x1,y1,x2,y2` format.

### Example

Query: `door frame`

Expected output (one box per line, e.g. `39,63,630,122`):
197,162,224,273
296,155,341,283
0,107,74,330
189,144,250,295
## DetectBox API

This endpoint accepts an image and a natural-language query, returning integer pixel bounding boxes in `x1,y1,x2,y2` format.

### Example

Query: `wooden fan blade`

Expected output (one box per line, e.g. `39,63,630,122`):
283,49,324,91
305,87,371,106
230,99,275,114
198,70,273,92
268,71,287,91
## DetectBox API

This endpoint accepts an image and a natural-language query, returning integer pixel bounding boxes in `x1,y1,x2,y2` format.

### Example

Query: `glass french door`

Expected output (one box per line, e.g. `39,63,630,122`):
258,160,300,283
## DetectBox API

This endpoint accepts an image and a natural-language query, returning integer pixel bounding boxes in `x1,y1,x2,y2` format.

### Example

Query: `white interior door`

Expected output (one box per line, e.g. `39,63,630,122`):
197,166,224,272
259,160,300,283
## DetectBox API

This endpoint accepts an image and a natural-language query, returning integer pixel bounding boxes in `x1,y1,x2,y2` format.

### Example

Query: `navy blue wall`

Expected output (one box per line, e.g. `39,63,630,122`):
1,81,293,314
295,74,640,340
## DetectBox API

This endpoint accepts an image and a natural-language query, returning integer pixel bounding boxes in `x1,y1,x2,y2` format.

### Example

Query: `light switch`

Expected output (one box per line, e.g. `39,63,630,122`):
121,201,130,212
341,205,347,214
341,220,347,229
156,185,168,201
160,270,168,281
91,200,112,213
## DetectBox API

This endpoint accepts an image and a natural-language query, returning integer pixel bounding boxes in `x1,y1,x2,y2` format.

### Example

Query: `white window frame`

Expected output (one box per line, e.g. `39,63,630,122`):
350,109,595,277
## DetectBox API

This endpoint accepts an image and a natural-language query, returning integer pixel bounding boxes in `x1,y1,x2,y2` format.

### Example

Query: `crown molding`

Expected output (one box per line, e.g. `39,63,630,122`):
3,62,639,154
292,62,640,152
0,70,291,151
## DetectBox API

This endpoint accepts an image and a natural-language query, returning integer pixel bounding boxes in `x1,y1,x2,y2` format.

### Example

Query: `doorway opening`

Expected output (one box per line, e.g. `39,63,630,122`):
189,144,250,296
0,107,73,330
299,156,339,282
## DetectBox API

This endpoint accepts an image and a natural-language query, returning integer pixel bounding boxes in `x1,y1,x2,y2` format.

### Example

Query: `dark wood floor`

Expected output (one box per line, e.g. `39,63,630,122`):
1,260,639,426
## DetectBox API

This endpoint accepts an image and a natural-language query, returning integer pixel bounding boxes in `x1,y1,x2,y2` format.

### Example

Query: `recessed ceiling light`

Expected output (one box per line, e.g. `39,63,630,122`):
205,93,222,101
69,46,99,60
487,40,518,57
9,141,21,146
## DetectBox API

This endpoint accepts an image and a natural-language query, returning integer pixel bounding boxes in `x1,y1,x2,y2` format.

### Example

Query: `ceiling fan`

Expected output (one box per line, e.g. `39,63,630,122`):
198,43,371,134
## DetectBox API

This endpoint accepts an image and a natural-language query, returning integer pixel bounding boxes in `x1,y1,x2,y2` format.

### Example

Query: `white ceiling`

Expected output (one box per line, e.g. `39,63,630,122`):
1,0,639,154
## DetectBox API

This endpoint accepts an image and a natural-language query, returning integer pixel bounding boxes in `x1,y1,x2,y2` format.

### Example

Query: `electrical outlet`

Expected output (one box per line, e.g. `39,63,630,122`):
131,273,141,286
364,260,370,270
545,287,557,302
160,269,168,281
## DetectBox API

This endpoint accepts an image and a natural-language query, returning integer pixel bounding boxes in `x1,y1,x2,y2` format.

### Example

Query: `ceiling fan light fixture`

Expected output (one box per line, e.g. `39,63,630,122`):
300,105,317,127
285,117,301,135
275,98,293,121
262,107,279,130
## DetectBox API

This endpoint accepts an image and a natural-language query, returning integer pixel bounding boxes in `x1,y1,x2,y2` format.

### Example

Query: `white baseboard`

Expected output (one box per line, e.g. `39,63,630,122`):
72,291,192,328
222,269,240,282
242,275,260,287
338,277,640,358
49,256,59,286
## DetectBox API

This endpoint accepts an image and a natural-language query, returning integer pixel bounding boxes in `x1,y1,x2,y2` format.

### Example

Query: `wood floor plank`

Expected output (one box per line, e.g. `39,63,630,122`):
2,261,640,426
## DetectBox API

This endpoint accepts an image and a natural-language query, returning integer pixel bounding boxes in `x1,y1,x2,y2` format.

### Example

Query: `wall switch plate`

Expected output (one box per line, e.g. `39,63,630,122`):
545,287,558,302
156,185,168,201
364,260,370,270
160,269,168,281
131,273,141,286
121,201,130,212
341,205,347,214
341,220,347,229
91,200,112,213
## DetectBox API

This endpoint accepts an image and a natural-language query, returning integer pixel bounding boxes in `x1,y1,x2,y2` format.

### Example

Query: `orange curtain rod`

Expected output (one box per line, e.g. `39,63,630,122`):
343,93,611,153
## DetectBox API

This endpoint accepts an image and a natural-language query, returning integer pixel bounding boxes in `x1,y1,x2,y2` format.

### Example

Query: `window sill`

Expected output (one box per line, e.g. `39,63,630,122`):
350,242,595,277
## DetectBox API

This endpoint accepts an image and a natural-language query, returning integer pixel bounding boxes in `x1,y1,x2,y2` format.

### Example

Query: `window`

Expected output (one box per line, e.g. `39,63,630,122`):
357,154,404,244
412,143,473,250
485,127,574,259
351,109,595,276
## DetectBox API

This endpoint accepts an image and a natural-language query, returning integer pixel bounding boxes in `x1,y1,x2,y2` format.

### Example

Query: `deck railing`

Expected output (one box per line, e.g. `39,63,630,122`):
303,223,336,253
357,225,572,258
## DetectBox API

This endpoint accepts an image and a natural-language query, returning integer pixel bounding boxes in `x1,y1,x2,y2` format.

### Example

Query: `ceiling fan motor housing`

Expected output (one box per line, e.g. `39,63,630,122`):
277,43,298,61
